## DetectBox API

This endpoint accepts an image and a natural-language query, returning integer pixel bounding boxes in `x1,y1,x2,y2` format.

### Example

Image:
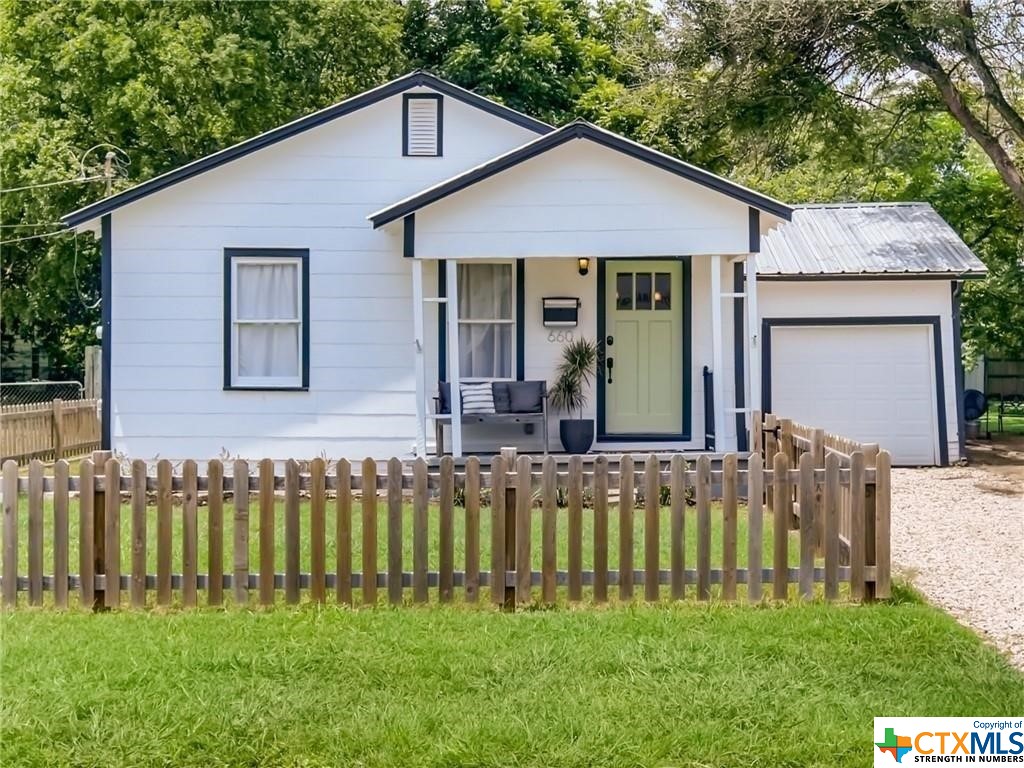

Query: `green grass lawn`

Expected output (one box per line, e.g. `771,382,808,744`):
985,402,1024,434
11,495,809,607
2,593,1022,767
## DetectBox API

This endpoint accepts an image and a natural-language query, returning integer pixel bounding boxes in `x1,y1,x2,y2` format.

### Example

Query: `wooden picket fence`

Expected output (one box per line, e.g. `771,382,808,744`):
0,418,891,610
1,399,101,465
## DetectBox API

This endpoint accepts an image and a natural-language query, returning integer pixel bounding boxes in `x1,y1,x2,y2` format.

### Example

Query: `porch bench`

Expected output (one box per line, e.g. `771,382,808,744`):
428,381,548,456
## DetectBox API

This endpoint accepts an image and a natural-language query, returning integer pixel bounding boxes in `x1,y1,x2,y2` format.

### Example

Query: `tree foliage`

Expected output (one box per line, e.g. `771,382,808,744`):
2,0,1021,379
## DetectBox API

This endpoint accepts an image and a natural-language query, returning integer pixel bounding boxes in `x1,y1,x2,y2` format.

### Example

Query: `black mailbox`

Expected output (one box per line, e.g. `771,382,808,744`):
542,297,580,327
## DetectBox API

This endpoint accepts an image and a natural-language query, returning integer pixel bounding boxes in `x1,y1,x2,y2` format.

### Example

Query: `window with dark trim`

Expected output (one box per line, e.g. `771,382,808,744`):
403,94,443,156
224,248,310,390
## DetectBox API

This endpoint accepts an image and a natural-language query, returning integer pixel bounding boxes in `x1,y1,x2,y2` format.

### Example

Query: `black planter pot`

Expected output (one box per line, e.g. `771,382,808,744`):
559,419,595,454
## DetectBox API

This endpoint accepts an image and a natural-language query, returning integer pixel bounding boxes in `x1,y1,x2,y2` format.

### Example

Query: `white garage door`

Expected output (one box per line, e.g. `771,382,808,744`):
770,324,939,465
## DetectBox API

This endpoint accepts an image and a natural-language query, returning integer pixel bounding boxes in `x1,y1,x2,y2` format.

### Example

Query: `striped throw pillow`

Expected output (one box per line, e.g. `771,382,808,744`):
460,382,495,414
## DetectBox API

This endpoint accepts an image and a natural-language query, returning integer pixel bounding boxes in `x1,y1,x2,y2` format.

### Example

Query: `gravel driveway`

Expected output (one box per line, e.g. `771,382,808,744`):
891,458,1023,671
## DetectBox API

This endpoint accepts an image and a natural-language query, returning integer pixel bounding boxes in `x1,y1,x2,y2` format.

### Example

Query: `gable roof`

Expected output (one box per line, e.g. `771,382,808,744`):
759,202,987,278
369,119,793,227
61,71,552,228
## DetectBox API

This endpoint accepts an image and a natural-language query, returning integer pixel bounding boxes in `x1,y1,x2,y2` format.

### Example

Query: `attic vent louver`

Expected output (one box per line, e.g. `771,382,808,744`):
403,94,442,157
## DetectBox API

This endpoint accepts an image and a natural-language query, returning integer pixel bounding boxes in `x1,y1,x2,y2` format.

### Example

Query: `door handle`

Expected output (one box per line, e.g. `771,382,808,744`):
606,357,614,384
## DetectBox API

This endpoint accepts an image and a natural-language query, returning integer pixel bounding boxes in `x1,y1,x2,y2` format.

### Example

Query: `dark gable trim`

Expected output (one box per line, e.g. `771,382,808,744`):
759,272,987,282
402,94,443,157
403,214,415,258
732,261,747,452
748,207,760,253
223,248,311,392
516,259,525,380
62,71,551,228
760,316,949,466
596,256,692,443
371,122,793,228
100,215,112,450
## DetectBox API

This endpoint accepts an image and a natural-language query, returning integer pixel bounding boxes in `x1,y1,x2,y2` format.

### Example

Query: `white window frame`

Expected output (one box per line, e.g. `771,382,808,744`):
229,254,305,389
456,260,516,382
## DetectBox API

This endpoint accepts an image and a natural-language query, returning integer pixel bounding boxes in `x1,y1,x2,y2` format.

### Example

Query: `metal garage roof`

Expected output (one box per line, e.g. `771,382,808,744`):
759,202,987,278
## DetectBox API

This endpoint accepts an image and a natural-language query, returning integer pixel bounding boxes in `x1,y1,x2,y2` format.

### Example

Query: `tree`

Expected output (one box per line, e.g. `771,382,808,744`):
1,0,405,377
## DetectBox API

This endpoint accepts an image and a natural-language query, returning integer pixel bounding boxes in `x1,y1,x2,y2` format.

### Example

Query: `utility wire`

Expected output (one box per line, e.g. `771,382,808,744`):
0,229,70,246
0,175,106,194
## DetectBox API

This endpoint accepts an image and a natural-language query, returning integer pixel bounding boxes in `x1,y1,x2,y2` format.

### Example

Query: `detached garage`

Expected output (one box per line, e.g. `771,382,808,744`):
756,203,986,466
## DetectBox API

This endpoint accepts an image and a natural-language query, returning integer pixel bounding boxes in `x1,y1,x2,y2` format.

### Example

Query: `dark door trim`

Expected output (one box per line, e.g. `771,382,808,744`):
597,257,692,442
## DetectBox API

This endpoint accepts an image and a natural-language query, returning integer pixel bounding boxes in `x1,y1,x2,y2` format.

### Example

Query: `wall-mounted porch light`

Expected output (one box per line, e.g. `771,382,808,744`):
577,257,591,276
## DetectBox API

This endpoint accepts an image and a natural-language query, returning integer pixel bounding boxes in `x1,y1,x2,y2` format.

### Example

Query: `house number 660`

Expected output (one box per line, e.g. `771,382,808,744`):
548,330,574,343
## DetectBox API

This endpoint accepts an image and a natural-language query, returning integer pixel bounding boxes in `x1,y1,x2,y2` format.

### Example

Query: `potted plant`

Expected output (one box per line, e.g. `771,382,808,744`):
550,337,600,454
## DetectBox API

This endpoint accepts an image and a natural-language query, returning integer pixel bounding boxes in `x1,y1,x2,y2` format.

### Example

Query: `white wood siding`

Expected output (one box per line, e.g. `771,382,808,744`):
413,140,751,260
108,89,534,460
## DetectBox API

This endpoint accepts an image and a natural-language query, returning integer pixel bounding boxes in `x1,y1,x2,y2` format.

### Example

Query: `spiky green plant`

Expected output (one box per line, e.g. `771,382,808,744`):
549,337,599,420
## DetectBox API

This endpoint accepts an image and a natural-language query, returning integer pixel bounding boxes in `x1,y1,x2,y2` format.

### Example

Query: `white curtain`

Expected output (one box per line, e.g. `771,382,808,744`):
458,263,513,378
236,262,300,379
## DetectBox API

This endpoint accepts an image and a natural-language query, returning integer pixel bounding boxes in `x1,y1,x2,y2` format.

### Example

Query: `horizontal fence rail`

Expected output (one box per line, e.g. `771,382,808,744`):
0,432,891,611
1,398,100,465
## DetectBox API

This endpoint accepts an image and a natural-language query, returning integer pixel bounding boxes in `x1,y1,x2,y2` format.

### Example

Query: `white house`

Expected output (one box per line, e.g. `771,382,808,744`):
62,71,985,466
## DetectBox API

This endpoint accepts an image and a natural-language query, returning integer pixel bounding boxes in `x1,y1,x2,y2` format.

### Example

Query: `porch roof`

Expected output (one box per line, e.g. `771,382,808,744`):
368,120,794,229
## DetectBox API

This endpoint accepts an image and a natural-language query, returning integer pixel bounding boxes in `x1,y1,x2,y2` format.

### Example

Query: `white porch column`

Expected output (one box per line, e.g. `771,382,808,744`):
411,259,427,457
710,254,729,451
445,260,463,457
745,252,761,417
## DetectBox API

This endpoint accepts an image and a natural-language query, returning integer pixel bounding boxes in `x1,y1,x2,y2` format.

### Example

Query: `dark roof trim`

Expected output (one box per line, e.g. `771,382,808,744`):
758,271,987,281
62,71,552,228
370,121,793,228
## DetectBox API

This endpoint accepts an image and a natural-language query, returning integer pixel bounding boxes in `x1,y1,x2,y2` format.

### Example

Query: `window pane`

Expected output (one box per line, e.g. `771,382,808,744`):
636,273,652,310
616,273,633,310
237,263,298,320
655,272,671,310
238,324,300,378
458,263,513,320
459,323,513,378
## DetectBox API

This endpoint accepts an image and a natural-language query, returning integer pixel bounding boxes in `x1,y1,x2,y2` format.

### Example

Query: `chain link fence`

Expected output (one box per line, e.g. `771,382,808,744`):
0,381,85,406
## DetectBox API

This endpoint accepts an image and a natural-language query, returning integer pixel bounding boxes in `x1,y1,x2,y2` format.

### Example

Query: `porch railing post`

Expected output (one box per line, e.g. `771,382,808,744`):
445,260,463,457
710,253,728,451
411,259,428,457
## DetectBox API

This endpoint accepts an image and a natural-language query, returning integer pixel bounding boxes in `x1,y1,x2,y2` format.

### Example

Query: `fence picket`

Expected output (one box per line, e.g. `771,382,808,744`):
568,455,583,602
722,454,738,601
259,459,275,606
2,460,18,607
156,460,172,606
824,453,840,601
208,459,224,606
439,456,455,603
464,457,481,603
362,457,378,606
696,455,711,600
516,455,533,604
747,453,763,603
490,455,507,606
618,454,634,600
875,450,892,599
131,459,147,608
336,459,353,605
773,452,790,601
104,458,121,609
412,458,428,604
284,460,300,605
850,451,866,601
233,460,249,605
541,456,557,604
670,454,686,600
644,454,660,602
387,457,403,605
182,459,198,608
593,454,609,604
53,459,69,609
308,458,325,604
798,452,815,600
28,460,44,606
78,459,94,608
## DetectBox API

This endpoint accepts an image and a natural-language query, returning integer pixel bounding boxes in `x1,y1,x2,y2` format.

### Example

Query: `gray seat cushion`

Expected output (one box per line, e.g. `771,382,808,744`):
507,381,544,413
492,382,512,413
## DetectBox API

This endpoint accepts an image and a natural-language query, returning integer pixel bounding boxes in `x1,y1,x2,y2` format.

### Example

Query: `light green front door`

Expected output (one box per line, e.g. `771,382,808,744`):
605,261,684,435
